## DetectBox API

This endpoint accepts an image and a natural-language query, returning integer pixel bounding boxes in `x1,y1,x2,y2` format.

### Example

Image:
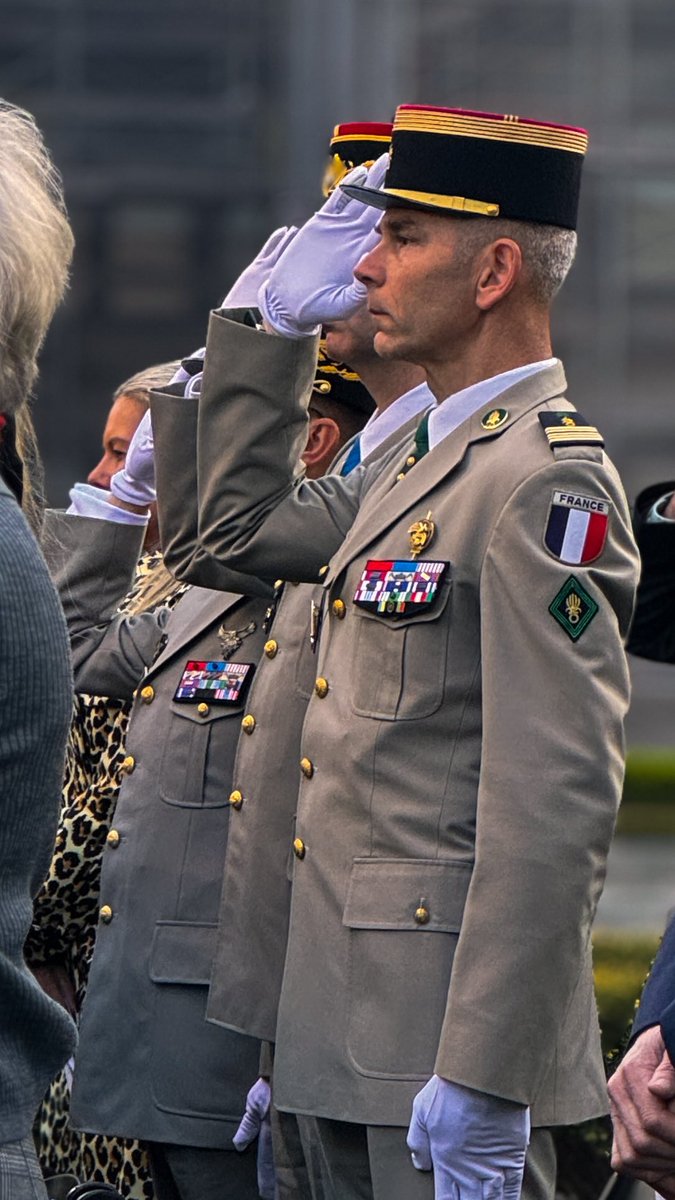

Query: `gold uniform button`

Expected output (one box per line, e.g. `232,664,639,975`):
274,579,284,590
100,904,113,924
229,790,244,810
414,906,430,926
318,564,329,577
121,755,135,774
293,837,306,860
396,472,406,481
264,639,278,659
139,685,155,704
106,829,121,848
332,599,346,619
197,702,210,717
241,714,256,734
300,756,314,779
314,677,329,699
406,455,417,467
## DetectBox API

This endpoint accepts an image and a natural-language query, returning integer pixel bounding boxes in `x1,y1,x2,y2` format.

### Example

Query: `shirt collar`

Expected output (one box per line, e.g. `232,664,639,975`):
360,382,435,461
427,359,558,450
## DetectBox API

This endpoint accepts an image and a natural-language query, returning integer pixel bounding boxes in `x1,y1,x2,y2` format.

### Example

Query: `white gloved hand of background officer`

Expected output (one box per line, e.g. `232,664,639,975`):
407,1075,530,1200
221,226,298,310
110,409,155,509
233,1077,275,1200
258,153,388,337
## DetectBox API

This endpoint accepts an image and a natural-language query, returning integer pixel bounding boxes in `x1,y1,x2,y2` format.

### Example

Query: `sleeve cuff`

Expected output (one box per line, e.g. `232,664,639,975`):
66,483,149,526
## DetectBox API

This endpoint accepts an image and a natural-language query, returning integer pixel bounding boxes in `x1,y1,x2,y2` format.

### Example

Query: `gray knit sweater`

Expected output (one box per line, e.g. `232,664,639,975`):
0,480,76,1142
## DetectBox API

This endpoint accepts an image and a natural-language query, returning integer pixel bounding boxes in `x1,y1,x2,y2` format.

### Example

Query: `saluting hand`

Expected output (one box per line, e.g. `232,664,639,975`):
259,153,388,337
110,409,156,509
221,225,298,310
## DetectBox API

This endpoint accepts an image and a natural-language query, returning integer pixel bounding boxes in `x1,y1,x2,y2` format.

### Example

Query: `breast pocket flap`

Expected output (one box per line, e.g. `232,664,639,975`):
342,858,472,933
149,921,217,985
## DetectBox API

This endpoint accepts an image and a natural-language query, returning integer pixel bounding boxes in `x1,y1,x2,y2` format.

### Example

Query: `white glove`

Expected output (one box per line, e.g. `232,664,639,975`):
233,1077,275,1200
259,153,388,337
109,409,155,508
407,1076,530,1200
221,226,298,309
170,346,205,386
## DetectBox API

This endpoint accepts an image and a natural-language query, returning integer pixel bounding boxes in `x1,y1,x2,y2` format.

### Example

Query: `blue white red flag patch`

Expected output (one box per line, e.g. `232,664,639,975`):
353,559,448,617
544,490,611,565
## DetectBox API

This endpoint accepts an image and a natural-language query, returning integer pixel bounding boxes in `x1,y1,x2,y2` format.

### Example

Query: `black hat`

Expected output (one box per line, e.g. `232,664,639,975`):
342,105,588,230
322,121,392,197
310,342,375,417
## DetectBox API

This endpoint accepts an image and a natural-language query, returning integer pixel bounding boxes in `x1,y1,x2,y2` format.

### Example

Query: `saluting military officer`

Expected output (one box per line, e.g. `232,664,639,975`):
152,119,432,1200
153,106,639,1200
44,340,378,1200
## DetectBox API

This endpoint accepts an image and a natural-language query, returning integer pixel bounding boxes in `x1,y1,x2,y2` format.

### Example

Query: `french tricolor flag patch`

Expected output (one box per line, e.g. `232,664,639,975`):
544,490,611,565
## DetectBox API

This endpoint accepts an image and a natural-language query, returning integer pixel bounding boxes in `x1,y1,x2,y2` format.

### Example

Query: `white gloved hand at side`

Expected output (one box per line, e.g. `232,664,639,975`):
407,1075,530,1200
109,409,155,508
258,153,388,337
233,1078,275,1200
221,226,298,309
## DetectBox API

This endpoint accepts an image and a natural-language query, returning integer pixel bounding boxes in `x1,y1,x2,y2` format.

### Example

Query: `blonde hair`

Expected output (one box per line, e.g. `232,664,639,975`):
113,360,183,408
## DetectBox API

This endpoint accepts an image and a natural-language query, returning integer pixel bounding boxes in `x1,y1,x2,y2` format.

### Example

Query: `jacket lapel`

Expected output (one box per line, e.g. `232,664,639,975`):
146,586,248,678
328,363,568,578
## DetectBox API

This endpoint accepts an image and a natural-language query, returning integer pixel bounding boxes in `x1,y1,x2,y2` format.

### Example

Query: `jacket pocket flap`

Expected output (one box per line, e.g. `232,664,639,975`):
342,857,472,932
169,701,243,725
149,921,217,984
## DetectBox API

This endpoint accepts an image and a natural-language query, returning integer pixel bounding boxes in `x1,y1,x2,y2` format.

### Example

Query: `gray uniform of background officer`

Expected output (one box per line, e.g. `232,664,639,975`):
43,504,267,1200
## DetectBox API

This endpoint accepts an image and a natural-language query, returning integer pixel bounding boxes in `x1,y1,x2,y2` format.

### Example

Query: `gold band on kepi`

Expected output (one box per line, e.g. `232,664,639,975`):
341,105,589,229
322,121,392,197
310,341,375,418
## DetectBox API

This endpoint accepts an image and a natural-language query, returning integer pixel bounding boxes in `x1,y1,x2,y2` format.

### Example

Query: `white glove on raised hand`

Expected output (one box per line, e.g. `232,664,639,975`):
407,1076,530,1200
259,153,388,337
233,1077,275,1200
221,226,298,309
109,409,155,508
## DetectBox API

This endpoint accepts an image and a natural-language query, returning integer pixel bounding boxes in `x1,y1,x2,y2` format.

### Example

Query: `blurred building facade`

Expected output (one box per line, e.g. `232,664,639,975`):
0,0,672,512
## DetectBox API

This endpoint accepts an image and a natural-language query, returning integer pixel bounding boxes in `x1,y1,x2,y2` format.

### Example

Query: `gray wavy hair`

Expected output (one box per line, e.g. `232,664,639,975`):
0,101,74,534
0,101,74,414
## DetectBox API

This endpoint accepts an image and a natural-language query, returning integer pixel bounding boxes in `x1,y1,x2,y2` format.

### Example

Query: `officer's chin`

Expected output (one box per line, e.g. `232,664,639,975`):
373,327,405,362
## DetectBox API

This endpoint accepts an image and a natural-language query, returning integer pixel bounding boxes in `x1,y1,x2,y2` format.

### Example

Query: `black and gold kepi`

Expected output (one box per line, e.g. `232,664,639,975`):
341,105,589,229
323,121,392,197
310,341,375,418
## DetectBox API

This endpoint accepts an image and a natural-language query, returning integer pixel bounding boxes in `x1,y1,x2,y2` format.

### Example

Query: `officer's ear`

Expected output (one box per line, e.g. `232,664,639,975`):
302,416,342,480
474,238,522,311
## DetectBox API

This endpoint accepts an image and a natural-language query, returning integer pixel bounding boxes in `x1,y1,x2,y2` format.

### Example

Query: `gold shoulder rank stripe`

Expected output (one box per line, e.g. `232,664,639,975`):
538,410,605,449
544,426,604,444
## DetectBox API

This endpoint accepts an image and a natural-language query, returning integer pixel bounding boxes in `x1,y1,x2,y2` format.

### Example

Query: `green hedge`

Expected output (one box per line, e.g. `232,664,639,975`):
623,747,675,805
593,930,660,1057
618,747,675,833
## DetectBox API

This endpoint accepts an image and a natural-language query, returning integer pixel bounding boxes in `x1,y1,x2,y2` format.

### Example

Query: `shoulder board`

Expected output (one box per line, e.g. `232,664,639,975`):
538,411,604,450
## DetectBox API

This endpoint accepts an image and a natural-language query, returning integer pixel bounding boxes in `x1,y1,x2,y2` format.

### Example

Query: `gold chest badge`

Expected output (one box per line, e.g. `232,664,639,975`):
408,511,435,558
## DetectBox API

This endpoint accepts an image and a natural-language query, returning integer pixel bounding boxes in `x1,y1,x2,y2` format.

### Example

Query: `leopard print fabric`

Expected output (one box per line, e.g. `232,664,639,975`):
27,552,188,1198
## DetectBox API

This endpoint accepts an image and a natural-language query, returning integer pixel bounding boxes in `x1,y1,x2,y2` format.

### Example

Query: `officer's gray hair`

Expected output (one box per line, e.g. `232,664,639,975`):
457,218,577,305
0,101,74,415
